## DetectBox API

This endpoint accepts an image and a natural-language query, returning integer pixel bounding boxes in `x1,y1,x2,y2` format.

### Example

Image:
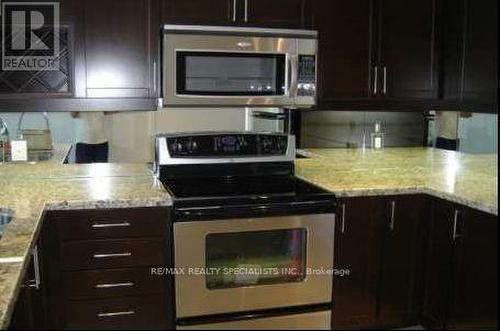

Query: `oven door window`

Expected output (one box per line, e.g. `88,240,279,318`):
205,229,307,290
176,52,286,96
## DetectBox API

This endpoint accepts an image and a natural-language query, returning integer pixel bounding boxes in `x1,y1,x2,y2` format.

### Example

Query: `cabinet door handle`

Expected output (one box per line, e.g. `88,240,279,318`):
93,252,132,259
153,60,157,94
389,200,396,231
452,209,462,241
97,311,135,318
27,245,41,290
91,222,131,229
244,0,249,22
383,66,387,95
95,282,135,289
341,203,346,234
373,66,378,95
232,0,237,22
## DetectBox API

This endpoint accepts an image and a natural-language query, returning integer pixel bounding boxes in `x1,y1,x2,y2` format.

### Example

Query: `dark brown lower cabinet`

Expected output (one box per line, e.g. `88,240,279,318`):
377,195,428,327
333,195,427,329
40,207,173,330
333,197,380,329
9,245,46,330
422,200,498,330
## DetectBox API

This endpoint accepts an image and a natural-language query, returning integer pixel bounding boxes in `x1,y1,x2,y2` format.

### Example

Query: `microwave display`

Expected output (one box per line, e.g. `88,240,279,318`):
176,52,286,96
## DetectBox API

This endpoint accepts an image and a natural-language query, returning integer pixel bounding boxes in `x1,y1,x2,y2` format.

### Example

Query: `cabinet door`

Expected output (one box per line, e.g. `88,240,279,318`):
161,0,233,25
333,197,381,329
244,0,307,28
377,195,428,327
9,247,45,329
461,0,498,110
421,199,457,329
84,0,158,98
447,207,498,329
377,0,437,99
314,0,374,102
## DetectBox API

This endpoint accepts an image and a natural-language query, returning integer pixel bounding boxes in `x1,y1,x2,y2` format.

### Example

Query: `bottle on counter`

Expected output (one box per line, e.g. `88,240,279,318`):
0,118,11,163
370,120,385,150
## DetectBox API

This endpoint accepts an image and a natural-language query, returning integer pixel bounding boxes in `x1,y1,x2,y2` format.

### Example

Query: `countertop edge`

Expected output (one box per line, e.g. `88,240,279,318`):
296,175,498,216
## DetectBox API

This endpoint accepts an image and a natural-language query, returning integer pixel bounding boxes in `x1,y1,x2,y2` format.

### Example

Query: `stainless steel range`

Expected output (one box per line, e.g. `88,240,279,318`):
155,132,336,330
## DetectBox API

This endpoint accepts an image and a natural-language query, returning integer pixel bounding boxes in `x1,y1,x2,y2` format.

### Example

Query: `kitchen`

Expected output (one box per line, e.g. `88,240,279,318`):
0,0,497,330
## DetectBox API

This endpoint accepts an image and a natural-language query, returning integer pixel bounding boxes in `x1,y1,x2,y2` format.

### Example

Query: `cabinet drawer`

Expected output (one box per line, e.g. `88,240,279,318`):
65,295,167,330
60,238,166,271
62,268,166,300
52,207,169,241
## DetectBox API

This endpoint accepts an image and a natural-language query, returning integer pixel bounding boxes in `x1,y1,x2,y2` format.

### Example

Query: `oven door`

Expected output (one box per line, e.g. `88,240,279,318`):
162,34,297,107
174,214,335,318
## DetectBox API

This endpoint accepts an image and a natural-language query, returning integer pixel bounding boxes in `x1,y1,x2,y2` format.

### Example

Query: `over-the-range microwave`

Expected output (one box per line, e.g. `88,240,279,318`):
161,25,318,108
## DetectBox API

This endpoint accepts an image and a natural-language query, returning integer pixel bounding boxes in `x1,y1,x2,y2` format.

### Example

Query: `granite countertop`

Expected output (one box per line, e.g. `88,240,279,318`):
0,146,497,328
0,149,172,329
296,147,498,215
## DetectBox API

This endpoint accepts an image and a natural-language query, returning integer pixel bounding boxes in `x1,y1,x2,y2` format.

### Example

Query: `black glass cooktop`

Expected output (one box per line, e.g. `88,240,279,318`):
162,175,335,208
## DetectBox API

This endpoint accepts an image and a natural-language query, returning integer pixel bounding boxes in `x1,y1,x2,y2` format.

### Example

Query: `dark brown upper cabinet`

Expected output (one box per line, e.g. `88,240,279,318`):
375,0,438,100
314,0,374,101
161,0,234,25
440,0,498,113
162,0,310,29
242,0,310,28
313,0,438,109
83,0,160,99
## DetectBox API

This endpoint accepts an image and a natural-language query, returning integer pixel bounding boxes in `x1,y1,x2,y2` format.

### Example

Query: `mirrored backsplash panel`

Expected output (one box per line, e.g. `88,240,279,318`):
300,111,426,148
458,113,498,154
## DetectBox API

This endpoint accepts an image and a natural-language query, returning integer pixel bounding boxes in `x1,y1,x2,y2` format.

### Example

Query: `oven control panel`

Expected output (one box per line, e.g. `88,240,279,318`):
165,133,290,158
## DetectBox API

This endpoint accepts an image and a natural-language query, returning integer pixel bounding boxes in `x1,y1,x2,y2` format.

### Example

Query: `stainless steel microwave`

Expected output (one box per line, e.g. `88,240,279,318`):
161,25,318,108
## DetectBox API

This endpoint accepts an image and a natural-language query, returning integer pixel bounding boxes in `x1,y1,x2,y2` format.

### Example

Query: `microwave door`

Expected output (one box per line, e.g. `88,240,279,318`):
163,34,298,107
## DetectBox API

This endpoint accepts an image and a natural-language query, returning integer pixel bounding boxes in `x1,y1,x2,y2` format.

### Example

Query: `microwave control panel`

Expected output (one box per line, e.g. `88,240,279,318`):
167,134,289,158
297,55,316,97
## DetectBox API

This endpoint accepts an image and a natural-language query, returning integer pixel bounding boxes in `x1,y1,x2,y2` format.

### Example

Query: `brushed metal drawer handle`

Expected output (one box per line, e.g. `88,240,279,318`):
93,253,132,259
95,282,135,289
97,311,135,318
91,222,131,228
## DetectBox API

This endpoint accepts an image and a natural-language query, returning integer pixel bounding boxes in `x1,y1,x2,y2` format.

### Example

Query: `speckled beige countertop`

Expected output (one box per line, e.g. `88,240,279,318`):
296,147,497,215
0,146,497,329
0,147,172,329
